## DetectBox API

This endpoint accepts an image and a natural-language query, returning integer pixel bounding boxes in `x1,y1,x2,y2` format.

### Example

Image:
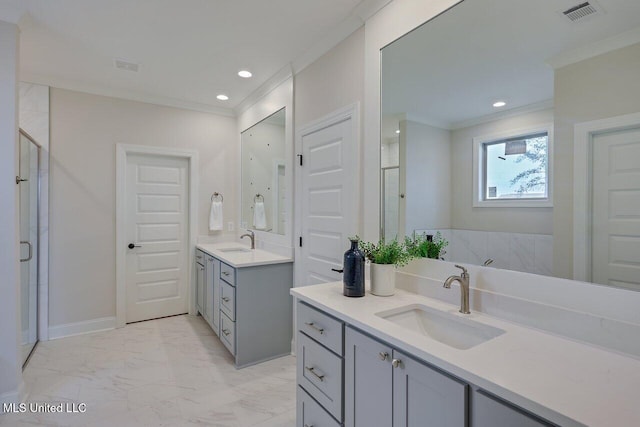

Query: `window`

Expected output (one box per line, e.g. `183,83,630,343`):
473,126,553,207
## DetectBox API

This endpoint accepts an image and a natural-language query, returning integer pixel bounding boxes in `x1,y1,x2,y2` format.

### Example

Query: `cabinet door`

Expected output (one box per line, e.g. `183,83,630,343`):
472,389,553,427
345,326,393,427
393,350,467,427
196,262,204,314
212,258,220,336
205,256,215,326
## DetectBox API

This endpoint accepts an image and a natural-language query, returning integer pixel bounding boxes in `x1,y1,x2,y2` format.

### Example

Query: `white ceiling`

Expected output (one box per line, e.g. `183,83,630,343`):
1,0,386,114
381,0,640,130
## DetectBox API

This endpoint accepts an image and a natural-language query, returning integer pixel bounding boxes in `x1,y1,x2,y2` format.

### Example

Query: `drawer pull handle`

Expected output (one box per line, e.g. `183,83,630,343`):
196,255,202,260
305,322,324,335
222,271,230,276
222,329,231,336
305,366,325,382
379,352,389,361
392,358,402,368
304,425,313,427
222,297,230,302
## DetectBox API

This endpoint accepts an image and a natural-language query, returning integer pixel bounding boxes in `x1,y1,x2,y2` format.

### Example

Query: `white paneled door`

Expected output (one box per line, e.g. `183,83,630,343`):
125,154,189,323
299,114,357,286
592,126,640,290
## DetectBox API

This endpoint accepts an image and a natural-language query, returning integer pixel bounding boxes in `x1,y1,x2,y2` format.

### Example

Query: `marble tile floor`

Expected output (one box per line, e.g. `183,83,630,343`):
1,315,297,427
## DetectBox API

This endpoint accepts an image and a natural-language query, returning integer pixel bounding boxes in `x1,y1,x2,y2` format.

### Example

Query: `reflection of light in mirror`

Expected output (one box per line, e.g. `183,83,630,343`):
238,70,252,78
216,94,229,101
493,101,506,108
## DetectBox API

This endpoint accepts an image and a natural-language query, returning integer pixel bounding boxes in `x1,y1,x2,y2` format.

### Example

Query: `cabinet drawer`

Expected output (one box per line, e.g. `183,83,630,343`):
297,332,343,421
220,280,236,321
220,262,235,285
220,311,235,356
298,302,343,356
195,249,206,263
297,386,340,427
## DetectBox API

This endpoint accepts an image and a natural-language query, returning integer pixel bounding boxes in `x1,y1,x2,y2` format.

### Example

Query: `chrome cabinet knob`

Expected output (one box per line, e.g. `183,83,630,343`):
392,359,402,368
378,352,389,361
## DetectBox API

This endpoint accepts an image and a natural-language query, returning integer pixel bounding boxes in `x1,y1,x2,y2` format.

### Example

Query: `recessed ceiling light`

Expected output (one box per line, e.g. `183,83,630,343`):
493,101,506,108
217,94,229,101
238,70,252,78
395,129,401,134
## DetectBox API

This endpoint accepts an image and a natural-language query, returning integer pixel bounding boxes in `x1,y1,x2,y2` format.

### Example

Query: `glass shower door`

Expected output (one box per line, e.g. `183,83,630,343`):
19,130,40,366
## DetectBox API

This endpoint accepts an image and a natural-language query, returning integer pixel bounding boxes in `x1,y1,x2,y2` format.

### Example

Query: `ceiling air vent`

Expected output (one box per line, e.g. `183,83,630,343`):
114,59,139,72
562,2,602,22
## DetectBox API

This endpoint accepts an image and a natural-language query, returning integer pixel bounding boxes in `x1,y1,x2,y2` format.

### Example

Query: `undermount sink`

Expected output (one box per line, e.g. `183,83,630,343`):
376,304,505,350
218,247,251,253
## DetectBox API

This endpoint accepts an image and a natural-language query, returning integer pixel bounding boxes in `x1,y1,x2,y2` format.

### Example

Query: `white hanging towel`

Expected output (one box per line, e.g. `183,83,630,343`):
209,200,223,231
253,201,267,230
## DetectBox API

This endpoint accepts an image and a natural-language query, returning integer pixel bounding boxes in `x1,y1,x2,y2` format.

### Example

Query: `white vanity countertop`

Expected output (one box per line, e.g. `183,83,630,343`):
291,282,640,427
196,243,293,268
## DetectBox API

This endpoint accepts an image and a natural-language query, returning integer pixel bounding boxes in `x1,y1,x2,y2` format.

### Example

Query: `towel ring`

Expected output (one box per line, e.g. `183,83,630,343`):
211,192,223,202
254,193,264,203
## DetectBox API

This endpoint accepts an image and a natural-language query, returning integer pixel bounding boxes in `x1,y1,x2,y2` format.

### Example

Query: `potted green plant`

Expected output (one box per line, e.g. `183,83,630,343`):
405,232,448,260
359,239,413,296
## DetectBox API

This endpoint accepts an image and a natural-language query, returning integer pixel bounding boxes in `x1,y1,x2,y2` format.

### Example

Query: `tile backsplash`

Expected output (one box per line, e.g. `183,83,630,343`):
414,228,553,276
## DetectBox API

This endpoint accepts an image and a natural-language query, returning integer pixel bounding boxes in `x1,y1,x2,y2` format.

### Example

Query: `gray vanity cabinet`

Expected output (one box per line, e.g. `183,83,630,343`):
471,390,554,427
218,259,293,368
204,255,219,336
345,327,393,427
393,349,467,427
345,326,466,427
195,250,205,314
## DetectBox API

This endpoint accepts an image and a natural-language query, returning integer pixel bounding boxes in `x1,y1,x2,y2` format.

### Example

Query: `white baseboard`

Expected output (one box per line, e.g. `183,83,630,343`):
48,316,116,340
0,382,24,411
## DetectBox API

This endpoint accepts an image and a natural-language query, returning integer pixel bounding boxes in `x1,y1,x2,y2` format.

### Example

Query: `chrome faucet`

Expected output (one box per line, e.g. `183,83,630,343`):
443,265,470,314
240,229,255,250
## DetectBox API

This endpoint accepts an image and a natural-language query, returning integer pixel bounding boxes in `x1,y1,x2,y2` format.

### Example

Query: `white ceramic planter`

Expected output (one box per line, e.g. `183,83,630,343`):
370,263,396,296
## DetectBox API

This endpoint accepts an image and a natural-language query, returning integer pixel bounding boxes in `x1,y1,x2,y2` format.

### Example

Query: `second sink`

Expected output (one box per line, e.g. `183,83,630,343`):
376,304,505,350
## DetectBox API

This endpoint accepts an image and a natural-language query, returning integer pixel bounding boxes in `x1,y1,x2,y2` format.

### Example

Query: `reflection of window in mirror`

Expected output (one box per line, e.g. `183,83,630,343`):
483,132,549,200
472,125,553,208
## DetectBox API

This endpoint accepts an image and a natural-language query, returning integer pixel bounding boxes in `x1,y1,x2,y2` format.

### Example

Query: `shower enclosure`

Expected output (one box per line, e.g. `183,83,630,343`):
18,129,40,366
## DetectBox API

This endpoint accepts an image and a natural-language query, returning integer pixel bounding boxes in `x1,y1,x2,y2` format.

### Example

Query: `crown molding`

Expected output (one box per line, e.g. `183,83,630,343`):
20,72,235,117
233,64,293,116
0,6,26,25
548,26,640,69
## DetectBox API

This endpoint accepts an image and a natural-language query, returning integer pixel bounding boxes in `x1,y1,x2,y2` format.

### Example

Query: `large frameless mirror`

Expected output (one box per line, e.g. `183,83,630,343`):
380,0,640,288
241,108,287,235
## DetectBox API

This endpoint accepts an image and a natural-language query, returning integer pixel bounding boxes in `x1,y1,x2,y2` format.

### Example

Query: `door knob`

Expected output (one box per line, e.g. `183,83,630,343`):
392,359,402,368
378,352,389,361
128,243,141,249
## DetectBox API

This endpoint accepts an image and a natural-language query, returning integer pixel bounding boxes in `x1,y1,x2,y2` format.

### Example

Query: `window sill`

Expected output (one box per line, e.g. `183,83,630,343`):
473,199,553,208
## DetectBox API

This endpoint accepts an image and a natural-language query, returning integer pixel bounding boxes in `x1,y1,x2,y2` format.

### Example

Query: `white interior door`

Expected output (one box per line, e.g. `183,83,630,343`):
592,126,640,290
299,116,357,286
125,154,189,323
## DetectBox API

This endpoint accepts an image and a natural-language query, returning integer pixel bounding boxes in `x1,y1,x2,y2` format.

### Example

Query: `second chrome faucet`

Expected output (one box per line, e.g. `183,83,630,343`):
443,264,470,314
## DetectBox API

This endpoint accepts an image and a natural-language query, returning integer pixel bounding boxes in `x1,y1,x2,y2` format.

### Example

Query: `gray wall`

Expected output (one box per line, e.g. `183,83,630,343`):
49,88,237,327
0,20,21,401
553,42,640,278
401,120,451,235
294,27,364,128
